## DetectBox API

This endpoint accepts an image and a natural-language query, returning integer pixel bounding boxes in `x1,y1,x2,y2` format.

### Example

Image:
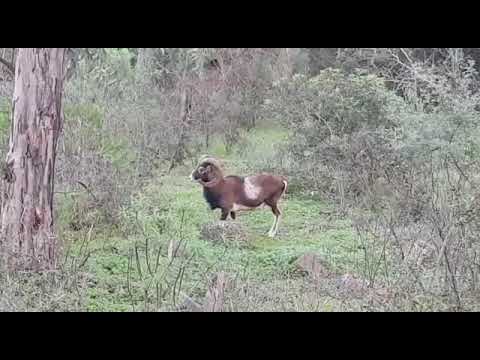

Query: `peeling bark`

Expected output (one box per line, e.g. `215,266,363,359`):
1,48,67,271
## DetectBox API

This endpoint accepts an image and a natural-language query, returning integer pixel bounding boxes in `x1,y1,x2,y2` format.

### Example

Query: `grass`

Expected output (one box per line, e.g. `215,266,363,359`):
57,126,363,311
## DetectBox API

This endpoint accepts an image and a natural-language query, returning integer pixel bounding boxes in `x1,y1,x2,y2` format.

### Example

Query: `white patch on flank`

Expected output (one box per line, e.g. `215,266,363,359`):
232,203,254,212
244,176,261,200
281,180,288,197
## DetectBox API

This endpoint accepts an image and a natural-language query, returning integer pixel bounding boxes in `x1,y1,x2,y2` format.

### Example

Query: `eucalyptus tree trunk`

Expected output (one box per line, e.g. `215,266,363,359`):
1,48,67,271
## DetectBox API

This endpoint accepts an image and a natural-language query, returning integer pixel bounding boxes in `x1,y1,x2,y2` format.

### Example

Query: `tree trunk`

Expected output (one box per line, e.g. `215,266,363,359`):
135,48,156,90
1,48,67,271
169,87,191,171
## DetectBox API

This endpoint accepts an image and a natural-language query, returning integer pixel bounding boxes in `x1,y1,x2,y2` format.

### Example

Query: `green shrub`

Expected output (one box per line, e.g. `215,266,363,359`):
262,69,408,197
100,136,136,171
65,103,104,129
398,111,480,162
264,69,406,145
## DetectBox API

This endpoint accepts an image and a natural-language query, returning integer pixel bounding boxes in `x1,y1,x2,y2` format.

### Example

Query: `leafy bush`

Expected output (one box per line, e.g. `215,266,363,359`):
398,112,480,162
265,69,404,141
262,69,408,197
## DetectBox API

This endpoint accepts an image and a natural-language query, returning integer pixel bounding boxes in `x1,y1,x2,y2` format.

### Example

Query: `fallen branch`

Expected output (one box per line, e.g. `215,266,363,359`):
76,181,98,202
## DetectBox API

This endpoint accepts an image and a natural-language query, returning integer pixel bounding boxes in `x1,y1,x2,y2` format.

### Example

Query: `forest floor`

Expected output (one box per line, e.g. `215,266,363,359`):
5,126,386,312
70,126,390,311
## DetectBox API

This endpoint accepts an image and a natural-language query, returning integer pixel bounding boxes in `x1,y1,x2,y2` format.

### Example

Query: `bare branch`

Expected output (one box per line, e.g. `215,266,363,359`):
399,48,414,65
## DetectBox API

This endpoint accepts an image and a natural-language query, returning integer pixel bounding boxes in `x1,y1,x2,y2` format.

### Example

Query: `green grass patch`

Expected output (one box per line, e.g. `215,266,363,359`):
62,126,361,311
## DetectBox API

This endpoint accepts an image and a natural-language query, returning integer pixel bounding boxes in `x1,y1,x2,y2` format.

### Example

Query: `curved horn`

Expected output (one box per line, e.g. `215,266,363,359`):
198,155,224,170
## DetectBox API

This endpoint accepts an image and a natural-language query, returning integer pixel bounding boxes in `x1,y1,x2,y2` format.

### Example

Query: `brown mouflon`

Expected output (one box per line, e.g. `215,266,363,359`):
191,156,287,237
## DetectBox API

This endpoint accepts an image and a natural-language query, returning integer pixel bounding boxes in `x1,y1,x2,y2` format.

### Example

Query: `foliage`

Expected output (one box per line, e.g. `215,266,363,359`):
262,69,407,196
266,69,404,146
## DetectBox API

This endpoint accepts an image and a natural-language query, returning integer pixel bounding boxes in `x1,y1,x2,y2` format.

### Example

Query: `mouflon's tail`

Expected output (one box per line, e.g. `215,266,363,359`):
280,177,288,198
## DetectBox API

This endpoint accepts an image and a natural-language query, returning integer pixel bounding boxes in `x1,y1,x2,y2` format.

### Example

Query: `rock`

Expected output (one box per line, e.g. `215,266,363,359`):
294,253,332,280
200,221,249,246
177,292,203,312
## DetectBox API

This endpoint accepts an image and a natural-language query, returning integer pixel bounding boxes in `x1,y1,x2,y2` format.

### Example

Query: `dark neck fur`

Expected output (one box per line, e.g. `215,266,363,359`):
202,179,224,210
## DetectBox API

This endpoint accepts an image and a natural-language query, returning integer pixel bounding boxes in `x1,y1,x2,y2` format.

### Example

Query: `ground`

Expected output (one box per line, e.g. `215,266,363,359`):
58,126,371,312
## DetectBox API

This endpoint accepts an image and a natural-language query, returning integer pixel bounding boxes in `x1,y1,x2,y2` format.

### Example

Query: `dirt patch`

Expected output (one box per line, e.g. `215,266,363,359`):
200,221,250,247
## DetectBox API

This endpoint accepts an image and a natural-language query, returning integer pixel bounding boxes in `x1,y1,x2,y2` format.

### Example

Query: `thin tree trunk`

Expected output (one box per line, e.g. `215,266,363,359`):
202,110,209,149
169,87,191,171
1,48,67,271
136,48,156,90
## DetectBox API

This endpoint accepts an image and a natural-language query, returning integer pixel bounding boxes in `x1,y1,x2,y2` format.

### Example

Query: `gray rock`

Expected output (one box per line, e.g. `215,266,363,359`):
294,253,333,280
